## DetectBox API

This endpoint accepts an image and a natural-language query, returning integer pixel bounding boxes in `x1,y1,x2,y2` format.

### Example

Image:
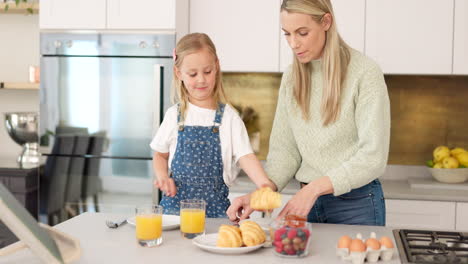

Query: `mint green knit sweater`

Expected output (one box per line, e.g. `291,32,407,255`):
266,49,390,196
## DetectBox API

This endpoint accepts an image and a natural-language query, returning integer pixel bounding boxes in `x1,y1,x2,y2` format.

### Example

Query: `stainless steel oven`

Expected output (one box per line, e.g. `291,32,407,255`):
39,32,175,198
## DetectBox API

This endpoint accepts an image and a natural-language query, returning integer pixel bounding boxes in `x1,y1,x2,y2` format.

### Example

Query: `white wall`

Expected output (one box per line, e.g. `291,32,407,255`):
0,14,39,159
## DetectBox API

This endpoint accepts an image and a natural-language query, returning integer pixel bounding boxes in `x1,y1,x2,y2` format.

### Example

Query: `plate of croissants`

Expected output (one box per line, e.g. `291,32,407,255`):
192,221,266,254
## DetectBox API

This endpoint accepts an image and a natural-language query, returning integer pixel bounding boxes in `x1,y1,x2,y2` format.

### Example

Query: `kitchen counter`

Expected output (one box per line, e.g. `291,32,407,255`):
230,165,468,202
380,180,468,202
0,212,401,264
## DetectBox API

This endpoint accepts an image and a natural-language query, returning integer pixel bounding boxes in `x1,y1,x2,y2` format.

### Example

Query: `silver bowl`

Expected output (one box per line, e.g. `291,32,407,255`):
4,112,40,168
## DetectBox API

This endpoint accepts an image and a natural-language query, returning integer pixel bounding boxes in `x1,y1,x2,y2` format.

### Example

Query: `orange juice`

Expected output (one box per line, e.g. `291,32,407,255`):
180,208,205,234
136,214,162,240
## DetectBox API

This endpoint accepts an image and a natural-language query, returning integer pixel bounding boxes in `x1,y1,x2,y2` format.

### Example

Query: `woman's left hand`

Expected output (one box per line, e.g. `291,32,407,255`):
276,176,334,220
276,185,318,220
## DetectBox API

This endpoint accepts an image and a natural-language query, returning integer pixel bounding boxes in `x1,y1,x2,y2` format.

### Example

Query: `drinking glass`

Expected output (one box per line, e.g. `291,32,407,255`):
135,205,163,247
180,199,206,239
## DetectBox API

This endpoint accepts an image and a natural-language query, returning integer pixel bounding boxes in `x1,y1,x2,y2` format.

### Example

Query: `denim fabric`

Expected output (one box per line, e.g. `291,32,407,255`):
159,104,230,218
307,179,386,226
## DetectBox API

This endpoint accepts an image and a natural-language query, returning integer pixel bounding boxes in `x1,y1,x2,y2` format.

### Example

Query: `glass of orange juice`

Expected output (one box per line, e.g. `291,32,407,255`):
180,199,206,239
135,205,163,247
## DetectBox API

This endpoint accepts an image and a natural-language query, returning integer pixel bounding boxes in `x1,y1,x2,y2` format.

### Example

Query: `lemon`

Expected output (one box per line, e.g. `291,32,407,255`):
433,162,443,168
455,152,468,167
451,147,467,156
433,146,450,163
442,156,459,169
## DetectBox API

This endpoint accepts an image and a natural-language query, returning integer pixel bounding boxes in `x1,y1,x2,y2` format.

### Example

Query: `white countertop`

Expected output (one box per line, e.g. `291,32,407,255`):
0,213,401,264
231,165,468,202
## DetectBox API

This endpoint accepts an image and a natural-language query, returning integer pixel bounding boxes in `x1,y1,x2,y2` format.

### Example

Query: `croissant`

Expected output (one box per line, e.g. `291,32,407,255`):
239,220,266,246
216,225,243,247
250,187,281,210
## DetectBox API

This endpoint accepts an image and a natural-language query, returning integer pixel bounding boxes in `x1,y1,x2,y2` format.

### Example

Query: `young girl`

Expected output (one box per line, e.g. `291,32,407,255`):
150,33,274,218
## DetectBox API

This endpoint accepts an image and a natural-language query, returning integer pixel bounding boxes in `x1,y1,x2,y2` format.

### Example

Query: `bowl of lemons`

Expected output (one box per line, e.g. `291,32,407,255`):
426,146,468,183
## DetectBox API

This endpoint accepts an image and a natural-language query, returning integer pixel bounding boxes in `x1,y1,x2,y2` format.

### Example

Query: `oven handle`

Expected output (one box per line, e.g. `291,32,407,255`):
153,64,164,136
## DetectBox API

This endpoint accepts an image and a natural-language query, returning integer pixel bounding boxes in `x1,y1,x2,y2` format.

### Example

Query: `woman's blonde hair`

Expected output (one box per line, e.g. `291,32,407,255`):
281,0,350,125
171,33,227,117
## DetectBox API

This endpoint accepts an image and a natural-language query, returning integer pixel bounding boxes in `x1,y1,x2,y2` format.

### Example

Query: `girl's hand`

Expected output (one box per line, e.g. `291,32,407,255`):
154,177,177,197
226,193,254,222
276,185,318,220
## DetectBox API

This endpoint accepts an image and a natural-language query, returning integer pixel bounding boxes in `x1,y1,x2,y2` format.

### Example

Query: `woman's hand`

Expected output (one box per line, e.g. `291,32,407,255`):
276,176,334,220
154,177,177,197
226,193,254,222
276,185,318,220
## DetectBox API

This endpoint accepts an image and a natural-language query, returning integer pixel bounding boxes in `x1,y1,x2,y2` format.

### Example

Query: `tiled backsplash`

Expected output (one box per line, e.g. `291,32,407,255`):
223,73,468,164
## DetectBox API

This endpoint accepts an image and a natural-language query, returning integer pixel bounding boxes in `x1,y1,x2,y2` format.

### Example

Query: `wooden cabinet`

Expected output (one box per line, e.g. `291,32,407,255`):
456,202,468,231
280,0,366,72
40,0,175,30
0,163,39,247
40,0,106,29
453,0,468,74
189,0,280,72
365,0,454,74
107,0,175,29
386,199,456,230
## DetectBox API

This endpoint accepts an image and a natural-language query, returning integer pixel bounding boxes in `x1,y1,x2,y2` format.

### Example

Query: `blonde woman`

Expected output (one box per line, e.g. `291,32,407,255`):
150,33,274,218
227,0,390,226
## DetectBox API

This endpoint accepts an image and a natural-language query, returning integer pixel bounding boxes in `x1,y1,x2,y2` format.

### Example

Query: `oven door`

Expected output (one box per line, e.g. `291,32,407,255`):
40,55,172,197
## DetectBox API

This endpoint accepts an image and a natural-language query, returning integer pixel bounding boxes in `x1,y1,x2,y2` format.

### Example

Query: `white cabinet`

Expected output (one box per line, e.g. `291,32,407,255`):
365,0,454,74
40,0,175,30
456,202,468,231
189,0,280,72
331,0,365,53
280,0,366,72
107,0,175,29
40,0,106,29
385,199,456,230
453,0,468,74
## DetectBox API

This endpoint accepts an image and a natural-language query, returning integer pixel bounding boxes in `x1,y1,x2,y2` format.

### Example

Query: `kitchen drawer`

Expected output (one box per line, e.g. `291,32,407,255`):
386,199,456,230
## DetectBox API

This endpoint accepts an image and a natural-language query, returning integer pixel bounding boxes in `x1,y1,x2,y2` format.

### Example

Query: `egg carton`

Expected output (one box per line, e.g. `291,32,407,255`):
336,232,395,264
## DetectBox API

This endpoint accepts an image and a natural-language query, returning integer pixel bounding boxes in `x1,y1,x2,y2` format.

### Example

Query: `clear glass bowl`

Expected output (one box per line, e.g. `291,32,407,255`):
270,217,312,258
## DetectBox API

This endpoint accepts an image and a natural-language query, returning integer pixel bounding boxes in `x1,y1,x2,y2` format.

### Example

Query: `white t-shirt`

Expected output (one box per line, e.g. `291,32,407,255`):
150,102,253,186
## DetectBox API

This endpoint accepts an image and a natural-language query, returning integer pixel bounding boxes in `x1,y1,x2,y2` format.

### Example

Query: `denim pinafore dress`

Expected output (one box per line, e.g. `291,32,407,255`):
159,103,230,218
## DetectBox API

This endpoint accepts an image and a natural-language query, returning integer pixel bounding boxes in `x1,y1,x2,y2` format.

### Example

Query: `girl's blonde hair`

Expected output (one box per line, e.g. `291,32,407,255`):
281,0,351,125
171,33,227,118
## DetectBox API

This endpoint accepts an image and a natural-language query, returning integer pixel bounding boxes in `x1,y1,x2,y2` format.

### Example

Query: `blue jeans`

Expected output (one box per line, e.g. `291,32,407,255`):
306,179,386,226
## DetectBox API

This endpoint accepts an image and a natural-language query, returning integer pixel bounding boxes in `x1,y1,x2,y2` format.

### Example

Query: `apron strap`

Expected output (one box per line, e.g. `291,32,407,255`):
212,103,225,133
176,103,185,131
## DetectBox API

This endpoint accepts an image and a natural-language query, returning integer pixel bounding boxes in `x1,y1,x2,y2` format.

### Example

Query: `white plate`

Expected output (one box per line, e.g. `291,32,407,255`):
192,233,265,255
127,215,180,231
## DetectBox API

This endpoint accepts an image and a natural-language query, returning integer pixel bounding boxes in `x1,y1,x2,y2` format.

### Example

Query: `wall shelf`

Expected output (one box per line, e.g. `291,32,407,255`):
0,82,39,90
0,2,39,14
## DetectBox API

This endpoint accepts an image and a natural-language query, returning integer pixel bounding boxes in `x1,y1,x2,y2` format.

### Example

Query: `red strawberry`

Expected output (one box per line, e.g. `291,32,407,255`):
275,228,287,241
287,228,298,239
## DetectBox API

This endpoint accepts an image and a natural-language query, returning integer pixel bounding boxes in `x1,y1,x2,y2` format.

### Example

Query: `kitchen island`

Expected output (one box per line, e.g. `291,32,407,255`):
0,212,401,263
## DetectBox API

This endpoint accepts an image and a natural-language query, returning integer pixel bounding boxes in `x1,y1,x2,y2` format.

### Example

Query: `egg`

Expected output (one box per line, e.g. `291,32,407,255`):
379,236,394,248
337,235,352,249
349,239,366,252
365,238,381,250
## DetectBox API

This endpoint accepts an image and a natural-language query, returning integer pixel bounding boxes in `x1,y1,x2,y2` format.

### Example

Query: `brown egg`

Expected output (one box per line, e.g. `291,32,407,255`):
365,238,381,250
379,236,394,248
349,239,366,252
337,235,352,249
